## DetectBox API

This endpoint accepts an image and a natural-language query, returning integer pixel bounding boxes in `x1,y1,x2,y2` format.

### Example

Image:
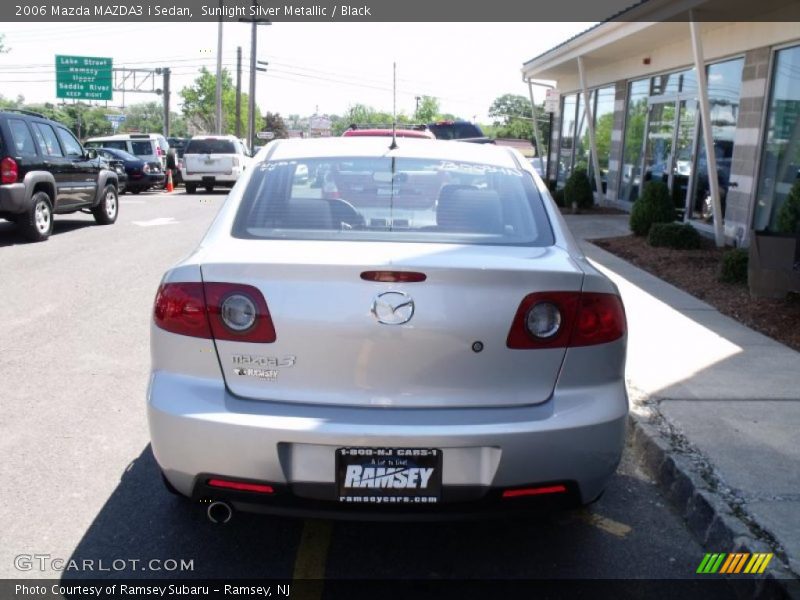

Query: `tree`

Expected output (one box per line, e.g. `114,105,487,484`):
415,96,440,123
263,112,288,139
488,94,534,140
180,67,261,136
330,104,414,135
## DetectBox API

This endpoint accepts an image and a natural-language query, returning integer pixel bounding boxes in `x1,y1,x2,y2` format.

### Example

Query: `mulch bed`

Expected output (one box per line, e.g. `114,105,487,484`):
592,235,800,353
559,205,628,216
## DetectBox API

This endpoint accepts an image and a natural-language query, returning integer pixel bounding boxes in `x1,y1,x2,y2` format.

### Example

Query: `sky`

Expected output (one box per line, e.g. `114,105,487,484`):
0,22,592,122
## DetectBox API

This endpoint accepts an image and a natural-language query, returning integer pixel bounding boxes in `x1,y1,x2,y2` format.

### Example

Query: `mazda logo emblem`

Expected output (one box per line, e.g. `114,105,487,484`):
371,291,415,325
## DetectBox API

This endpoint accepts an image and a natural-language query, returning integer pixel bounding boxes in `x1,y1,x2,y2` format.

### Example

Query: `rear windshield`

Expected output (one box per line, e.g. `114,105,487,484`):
185,138,236,154
428,123,483,140
131,141,154,155
86,140,126,151
232,157,553,246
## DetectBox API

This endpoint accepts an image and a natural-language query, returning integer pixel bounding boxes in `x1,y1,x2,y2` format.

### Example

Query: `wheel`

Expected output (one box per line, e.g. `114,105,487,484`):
20,191,54,242
185,183,196,194
92,184,119,225
130,188,142,195
204,185,214,193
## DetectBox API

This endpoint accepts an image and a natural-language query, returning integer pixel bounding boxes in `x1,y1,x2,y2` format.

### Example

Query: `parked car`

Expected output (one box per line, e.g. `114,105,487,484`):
180,135,251,194
149,137,628,521
99,155,129,194
0,109,119,242
427,120,494,144
84,133,170,171
342,127,435,139
167,137,188,185
94,147,165,194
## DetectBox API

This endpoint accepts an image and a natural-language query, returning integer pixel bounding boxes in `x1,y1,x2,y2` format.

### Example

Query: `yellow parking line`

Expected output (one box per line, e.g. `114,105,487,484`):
292,519,333,600
575,510,632,538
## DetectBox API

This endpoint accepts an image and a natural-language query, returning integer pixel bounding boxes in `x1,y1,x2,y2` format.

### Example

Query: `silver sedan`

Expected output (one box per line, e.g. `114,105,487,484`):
148,137,627,521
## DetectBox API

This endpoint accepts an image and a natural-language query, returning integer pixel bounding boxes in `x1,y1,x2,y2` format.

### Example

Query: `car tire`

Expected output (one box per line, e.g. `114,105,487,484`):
204,185,214,193
130,188,141,195
185,184,196,194
92,184,119,225
20,191,54,242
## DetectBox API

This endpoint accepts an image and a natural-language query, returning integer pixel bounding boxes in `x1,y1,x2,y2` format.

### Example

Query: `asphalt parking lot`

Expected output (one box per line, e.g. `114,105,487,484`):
0,190,739,595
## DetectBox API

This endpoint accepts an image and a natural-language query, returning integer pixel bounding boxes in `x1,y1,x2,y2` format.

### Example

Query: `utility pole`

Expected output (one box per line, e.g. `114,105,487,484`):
215,0,224,134
235,46,242,139
415,95,420,118
162,67,171,137
244,2,271,152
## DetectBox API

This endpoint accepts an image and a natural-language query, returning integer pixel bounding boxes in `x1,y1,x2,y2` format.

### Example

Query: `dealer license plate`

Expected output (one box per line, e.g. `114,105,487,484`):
336,447,442,505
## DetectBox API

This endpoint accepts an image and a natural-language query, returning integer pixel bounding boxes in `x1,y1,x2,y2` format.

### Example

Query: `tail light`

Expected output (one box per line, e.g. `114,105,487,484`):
156,146,164,156
1,157,18,184
507,292,625,349
154,281,276,343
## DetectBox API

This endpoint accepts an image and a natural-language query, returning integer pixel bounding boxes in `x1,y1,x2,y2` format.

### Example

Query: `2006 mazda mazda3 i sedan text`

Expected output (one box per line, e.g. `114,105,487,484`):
147,137,628,521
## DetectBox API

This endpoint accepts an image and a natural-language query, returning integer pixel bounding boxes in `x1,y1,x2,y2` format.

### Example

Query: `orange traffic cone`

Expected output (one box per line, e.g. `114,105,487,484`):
165,169,174,193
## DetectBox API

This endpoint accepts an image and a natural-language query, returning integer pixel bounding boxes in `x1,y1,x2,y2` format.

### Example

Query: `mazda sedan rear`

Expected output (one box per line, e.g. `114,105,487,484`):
148,137,627,520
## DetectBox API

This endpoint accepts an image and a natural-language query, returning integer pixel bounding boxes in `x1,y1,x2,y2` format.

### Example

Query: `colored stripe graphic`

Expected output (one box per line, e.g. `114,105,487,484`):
700,552,774,575
744,553,773,574
698,553,728,573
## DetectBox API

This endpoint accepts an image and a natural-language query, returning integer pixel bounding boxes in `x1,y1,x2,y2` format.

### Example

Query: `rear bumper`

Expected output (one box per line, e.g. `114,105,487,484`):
0,184,27,214
148,371,628,517
180,171,241,185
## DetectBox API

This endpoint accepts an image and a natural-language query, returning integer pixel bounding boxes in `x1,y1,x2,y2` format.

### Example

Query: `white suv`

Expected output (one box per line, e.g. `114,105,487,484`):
84,133,170,170
180,135,251,194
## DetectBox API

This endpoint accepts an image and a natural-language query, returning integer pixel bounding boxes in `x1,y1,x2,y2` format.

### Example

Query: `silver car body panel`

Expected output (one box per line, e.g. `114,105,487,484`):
149,138,628,509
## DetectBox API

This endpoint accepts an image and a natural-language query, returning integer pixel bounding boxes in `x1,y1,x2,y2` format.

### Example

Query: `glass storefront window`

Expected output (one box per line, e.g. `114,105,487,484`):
690,57,744,223
651,68,698,96
574,91,592,173
556,94,577,187
592,86,616,192
619,79,650,202
755,44,800,231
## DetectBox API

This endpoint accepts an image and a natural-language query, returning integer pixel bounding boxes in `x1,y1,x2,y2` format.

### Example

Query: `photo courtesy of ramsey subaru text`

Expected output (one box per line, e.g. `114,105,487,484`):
148,136,628,522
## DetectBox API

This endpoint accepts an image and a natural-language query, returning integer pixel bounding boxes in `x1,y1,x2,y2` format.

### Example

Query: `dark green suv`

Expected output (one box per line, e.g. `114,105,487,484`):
0,109,119,242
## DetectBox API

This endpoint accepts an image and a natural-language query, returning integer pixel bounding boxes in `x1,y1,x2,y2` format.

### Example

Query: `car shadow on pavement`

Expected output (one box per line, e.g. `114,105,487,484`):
0,218,96,247
62,445,304,580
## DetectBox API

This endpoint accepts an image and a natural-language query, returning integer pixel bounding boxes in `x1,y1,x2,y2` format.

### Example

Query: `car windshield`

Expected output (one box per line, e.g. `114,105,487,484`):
185,138,237,154
103,148,138,161
131,141,154,155
232,156,553,246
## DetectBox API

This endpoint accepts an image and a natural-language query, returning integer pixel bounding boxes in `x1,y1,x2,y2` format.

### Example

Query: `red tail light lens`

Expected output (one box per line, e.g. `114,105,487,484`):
507,292,625,349
204,282,276,342
361,271,427,283
153,281,276,342
207,478,274,494
154,283,211,338
502,484,567,498
1,157,18,184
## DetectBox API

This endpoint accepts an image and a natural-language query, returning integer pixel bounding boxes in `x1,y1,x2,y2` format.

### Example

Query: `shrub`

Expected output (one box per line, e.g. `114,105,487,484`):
719,248,749,285
564,167,594,210
629,181,675,236
552,187,565,207
775,180,800,234
647,222,702,249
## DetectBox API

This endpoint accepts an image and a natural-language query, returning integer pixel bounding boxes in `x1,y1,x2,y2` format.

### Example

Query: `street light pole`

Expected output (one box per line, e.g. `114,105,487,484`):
215,0,224,134
246,7,270,152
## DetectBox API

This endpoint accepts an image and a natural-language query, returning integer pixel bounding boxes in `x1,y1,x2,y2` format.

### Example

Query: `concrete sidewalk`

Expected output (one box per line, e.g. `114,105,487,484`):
564,215,800,589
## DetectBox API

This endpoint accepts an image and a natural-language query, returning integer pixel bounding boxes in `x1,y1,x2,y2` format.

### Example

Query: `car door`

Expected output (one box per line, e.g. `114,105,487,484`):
55,125,98,206
30,122,76,210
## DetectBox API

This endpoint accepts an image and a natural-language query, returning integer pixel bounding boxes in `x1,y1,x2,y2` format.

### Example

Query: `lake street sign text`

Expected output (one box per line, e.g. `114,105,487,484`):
55,55,113,101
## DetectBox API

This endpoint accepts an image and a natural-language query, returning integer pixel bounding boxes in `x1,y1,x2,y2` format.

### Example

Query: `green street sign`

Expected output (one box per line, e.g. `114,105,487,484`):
55,55,113,101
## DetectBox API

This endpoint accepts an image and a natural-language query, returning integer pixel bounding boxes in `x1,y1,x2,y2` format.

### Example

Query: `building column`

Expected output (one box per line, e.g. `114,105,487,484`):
577,56,606,205
690,17,725,247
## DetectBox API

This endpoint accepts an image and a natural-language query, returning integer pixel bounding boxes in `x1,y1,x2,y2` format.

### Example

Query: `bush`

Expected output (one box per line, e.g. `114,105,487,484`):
647,222,702,249
719,248,749,285
629,181,675,236
552,187,565,207
564,167,594,210
776,180,800,234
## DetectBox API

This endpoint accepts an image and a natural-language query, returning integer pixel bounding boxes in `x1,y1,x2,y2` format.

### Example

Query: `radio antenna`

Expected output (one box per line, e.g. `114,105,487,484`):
390,61,398,150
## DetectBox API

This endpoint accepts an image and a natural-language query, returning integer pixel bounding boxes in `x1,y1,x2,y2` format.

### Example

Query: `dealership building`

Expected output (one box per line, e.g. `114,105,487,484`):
522,1,800,246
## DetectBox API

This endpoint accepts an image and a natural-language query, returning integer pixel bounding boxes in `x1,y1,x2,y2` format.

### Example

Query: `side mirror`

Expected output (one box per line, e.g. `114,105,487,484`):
86,148,97,159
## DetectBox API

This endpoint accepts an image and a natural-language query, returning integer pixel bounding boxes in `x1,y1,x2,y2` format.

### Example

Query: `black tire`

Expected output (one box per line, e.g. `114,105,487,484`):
130,188,142,195
185,183,196,194
92,184,119,225
20,191,54,242
204,185,214,193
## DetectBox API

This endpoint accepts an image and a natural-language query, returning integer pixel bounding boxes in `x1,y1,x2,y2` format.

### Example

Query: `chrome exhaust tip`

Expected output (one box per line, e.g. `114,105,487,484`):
207,500,233,524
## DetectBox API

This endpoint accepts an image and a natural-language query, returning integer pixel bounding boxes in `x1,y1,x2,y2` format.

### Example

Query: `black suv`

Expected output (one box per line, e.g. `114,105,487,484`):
0,109,119,242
